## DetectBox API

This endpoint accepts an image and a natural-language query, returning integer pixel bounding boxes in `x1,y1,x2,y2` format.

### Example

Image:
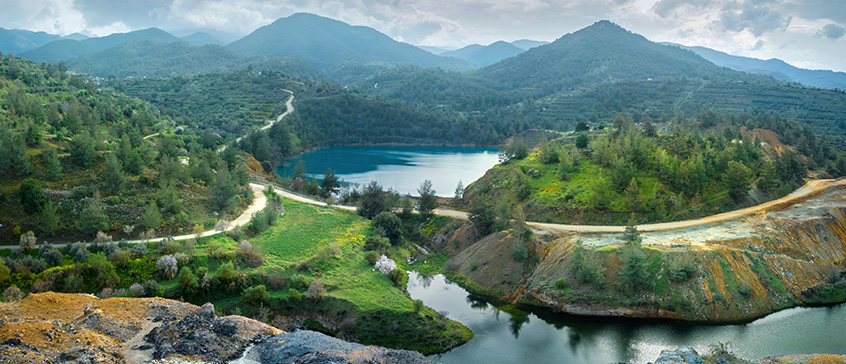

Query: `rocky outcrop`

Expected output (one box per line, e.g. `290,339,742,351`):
649,347,846,364
445,184,846,322
0,292,434,364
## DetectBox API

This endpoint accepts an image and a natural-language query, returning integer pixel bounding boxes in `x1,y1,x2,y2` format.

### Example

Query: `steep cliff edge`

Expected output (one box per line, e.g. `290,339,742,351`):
445,183,846,322
0,292,434,364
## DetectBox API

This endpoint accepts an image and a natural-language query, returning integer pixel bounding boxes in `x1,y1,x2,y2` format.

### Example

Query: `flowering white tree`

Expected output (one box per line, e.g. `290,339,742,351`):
374,255,397,275
157,254,178,279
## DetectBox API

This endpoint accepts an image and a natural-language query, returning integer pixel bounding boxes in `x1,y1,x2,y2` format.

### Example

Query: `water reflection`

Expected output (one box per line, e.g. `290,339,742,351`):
407,272,846,364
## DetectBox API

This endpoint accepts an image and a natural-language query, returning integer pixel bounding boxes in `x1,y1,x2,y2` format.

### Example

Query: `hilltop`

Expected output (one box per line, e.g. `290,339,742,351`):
19,28,179,64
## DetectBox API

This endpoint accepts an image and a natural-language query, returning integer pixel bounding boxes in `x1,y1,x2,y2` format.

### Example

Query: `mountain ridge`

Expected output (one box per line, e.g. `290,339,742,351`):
20,27,179,64
441,40,524,67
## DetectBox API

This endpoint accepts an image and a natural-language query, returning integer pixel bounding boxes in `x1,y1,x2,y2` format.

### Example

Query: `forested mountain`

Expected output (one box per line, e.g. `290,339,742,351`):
0,28,64,54
226,13,475,77
476,20,760,96
20,28,179,64
510,39,549,50
441,41,524,67
672,44,846,90
65,40,322,79
180,32,225,46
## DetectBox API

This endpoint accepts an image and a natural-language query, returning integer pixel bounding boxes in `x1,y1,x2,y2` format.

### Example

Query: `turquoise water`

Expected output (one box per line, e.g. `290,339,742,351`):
276,146,500,196
407,272,846,364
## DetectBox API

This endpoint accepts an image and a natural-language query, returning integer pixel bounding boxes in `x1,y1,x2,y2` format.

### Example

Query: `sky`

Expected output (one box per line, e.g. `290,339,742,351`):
1,0,845,72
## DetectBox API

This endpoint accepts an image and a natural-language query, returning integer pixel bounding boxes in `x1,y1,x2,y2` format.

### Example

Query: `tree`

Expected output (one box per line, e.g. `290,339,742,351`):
498,142,529,163
177,267,198,295
618,227,652,293
243,285,269,304
575,121,590,132
416,180,438,218
68,132,96,168
724,160,752,202
44,147,63,181
469,197,506,236
320,168,341,196
19,177,46,214
211,162,238,213
19,231,36,251
624,178,642,211
357,181,387,219
141,201,163,231
103,153,124,194
77,192,109,236
373,212,404,245
157,254,179,280
575,133,589,149
453,180,464,207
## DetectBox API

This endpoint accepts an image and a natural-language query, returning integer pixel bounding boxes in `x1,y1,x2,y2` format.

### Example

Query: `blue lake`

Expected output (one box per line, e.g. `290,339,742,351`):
276,146,500,196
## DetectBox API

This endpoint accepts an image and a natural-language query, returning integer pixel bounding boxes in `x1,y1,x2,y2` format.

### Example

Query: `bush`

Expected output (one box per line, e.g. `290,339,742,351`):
3,286,24,302
365,251,379,265
215,261,239,287
142,280,162,297
570,245,605,288
19,178,46,214
205,241,228,260
306,280,326,301
130,243,147,257
373,212,404,245
177,267,198,295
667,250,697,282
243,285,270,305
129,283,145,297
157,255,179,280
388,269,407,287
72,247,90,263
236,241,265,268
511,242,529,262
19,231,37,251
555,278,568,290
40,246,63,266
413,299,424,314
364,236,391,254
374,255,397,274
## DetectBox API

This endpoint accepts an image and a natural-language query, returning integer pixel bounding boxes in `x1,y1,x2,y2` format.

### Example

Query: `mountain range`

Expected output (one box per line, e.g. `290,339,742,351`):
20,27,178,64
440,41,524,67
669,44,846,90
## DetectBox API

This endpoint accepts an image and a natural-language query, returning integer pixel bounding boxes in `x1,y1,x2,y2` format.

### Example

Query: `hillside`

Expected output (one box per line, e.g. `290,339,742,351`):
0,28,63,54
180,31,225,46
0,55,255,243
65,40,322,79
462,111,842,227
445,180,846,322
227,13,475,80
511,39,549,50
441,41,524,67
476,20,759,96
20,28,179,64
675,44,846,90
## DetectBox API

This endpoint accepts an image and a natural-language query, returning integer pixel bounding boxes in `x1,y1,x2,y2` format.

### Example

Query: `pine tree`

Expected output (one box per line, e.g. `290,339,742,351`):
103,153,124,194
44,147,63,181
38,201,60,236
141,201,163,231
77,192,109,236
320,168,341,196
417,180,438,218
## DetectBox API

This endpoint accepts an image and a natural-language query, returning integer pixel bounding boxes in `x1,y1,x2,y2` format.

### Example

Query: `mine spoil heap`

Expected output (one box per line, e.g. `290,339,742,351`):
0,292,433,364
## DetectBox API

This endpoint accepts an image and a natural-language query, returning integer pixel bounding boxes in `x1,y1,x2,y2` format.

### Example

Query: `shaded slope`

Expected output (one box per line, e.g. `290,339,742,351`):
20,28,179,63
441,41,524,67
0,28,63,54
675,44,846,90
227,13,474,72
477,20,758,95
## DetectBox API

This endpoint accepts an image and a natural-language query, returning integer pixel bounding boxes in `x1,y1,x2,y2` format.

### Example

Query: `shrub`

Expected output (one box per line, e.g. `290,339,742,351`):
306,280,326,301
243,285,270,305
388,269,407,287
373,211,404,245
177,267,198,295
206,241,228,259
236,241,265,268
365,251,379,265
72,247,90,263
570,246,605,288
19,231,37,251
130,243,147,257
3,286,24,302
31,278,54,293
364,236,390,254
215,261,239,287
40,246,63,266
156,255,178,279
19,178,46,214
142,280,161,297
511,242,529,262
555,278,568,290
668,250,697,282
413,299,424,314
267,272,283,290
129,283,145,297
374,255,397,274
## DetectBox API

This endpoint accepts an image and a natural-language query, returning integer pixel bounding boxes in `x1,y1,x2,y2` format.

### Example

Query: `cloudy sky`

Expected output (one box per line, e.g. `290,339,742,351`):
1,0,845,72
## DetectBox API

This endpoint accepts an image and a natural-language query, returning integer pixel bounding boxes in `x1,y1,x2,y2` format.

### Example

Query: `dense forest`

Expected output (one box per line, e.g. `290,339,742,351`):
462,110,846,227
0,54,254,243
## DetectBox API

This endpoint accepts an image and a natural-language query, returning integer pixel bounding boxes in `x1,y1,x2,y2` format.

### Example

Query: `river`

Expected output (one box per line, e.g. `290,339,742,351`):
276,146,499,197
407,272,846,364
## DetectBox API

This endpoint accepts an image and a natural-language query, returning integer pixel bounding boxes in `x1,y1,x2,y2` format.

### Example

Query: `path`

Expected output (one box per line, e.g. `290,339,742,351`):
219,89,294,153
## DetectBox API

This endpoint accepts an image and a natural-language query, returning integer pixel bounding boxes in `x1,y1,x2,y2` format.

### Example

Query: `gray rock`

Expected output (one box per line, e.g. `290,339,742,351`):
653,347,704,364
255,329,435,364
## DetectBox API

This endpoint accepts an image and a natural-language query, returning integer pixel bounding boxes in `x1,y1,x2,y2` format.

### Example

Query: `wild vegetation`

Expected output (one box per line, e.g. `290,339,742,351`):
462,110,843,225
